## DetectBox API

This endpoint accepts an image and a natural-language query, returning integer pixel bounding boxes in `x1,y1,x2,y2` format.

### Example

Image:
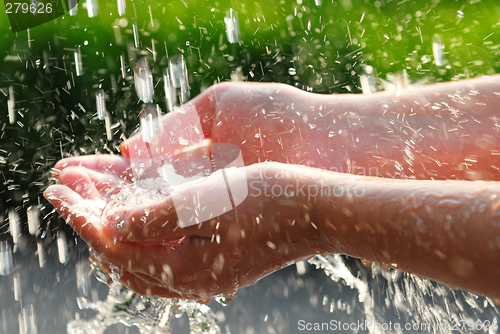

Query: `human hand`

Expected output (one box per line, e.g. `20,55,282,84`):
120,82,321,168
44,159,327,303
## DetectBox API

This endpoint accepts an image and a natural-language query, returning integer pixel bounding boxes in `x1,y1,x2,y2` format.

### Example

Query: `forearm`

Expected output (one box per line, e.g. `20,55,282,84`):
308,75,500,179
210,76,500,178
312,169,500,299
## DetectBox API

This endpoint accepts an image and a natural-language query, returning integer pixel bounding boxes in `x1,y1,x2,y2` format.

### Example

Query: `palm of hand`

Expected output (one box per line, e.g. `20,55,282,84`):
45,84,320,302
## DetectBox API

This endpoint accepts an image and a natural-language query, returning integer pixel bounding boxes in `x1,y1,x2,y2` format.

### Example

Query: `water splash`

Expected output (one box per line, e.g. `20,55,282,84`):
308,255,376,332
309,255,500,334
68,278,220,334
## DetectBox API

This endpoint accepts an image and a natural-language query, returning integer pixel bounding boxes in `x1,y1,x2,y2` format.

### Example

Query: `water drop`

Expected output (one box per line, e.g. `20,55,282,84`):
134,57,154,103
86,0,99,18
57,232,68,264
457,10,464,18
140,103,163,144
163,68,175,111
95,89,106,120
224,9,240,44
27,206,40,235
8,209,20,243
68,0,78,15
74,46,83,76
432,35,445,67
132,22,140,48
288,67,297,75
0,241,13,276
117,0,126,16
168,54,190,104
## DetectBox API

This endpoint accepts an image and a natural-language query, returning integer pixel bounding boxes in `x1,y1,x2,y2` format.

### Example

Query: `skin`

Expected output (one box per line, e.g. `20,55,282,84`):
45,76,500,303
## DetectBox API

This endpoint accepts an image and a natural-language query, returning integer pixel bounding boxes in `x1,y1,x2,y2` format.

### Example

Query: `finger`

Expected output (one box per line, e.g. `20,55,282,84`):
44,185,116,252
44,184,88,221
58,167,101,200
73,167,128,199
52,155,132,180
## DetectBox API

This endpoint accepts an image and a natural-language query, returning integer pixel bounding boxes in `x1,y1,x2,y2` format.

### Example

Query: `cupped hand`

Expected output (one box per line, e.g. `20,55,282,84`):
45,158,326,303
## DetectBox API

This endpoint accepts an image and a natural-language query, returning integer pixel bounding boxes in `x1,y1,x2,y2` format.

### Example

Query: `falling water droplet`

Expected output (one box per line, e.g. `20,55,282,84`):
8,209,20,243
296,261,307,275
76,261,90,297
105,112,113,141
163,68,176,112
288,67,297,75
134,57,154,103
457,10,464,18
74,46,83,76
168,54,190,103
0,241,13,276
68,0,78,16
432,35,445,67
224,8,240,44
27,206,40,235
57,232,68,264
95,89,106,121
117,0,126,16
18,305,37,334
36,241,45,268
120,54,126,79
86,0,99,18
140,103,163,144
8,86,15,124
132,22,140,48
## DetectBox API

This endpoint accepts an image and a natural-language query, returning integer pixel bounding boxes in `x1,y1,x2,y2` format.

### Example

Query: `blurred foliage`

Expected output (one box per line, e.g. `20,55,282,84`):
0,0,500,235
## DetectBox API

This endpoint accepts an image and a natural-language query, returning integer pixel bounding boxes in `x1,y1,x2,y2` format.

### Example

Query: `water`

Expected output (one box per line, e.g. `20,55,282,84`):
168,55,189,104
68,280,220,334
74,46,83,76
224,9,240,44
134,58,154,104
2,0,500,333
117,0,126,16
95,89,106,121
0,241,13,276
86,0,99,18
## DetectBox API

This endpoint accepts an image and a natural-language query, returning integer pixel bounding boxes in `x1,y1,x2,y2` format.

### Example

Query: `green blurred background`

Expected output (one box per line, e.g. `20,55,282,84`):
1,0,499,238
1,0,500,332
